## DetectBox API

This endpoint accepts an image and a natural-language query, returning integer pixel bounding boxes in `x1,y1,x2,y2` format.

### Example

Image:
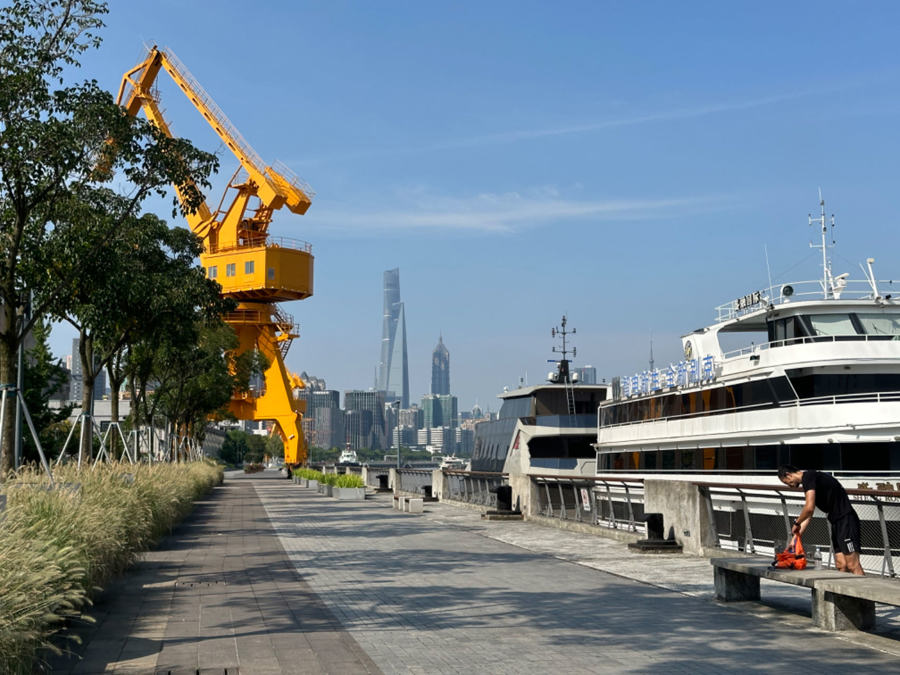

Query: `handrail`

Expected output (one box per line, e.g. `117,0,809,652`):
530,473,643,484
693,479,900,499
714,278,899,322
721,332,900,360
209,236,313,255
442,469,507,477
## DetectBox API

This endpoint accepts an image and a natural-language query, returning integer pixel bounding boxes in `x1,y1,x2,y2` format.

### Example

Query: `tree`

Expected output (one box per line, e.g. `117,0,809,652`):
50,207,229,460
0,0,217,473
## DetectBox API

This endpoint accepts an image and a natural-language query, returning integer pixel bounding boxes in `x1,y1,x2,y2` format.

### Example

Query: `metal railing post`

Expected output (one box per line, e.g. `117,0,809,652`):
544,482,553,517
701,486,719,547
623,483,636,532
557,483,566,520
606,483,618,529
573,484,582,522
875,498,896,577
779,494,792,542
738,490,755,553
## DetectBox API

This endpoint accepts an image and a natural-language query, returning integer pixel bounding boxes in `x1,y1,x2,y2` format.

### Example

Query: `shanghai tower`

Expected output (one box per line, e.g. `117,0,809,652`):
377,268,409,408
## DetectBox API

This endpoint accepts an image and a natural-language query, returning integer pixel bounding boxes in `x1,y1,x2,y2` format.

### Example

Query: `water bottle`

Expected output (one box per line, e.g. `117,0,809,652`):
813,546,823,570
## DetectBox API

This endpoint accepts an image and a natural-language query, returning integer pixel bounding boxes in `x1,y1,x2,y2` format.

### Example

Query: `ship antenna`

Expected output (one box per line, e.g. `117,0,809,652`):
809,188,836,298
649,332,655,371
551,315,576,383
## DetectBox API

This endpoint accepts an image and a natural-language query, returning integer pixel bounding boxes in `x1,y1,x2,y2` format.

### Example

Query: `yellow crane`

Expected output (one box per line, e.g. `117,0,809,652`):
117,46,314,466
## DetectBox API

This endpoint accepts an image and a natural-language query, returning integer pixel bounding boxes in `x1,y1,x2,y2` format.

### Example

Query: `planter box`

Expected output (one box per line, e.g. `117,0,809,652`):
334,487,366,500
307,479,318,490
320,484,333,497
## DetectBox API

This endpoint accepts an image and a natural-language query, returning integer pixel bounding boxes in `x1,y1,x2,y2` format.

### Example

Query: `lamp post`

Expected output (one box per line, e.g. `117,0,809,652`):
390,400,401,470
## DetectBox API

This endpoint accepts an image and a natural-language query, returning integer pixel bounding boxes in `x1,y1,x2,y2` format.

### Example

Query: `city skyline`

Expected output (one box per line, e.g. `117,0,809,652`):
47,2,900,411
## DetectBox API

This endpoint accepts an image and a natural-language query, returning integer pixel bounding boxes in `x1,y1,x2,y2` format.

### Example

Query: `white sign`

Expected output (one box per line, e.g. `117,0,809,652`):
580,488,591,511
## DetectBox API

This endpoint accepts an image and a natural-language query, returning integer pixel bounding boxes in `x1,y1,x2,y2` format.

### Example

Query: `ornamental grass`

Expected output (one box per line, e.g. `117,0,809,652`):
0,460,223,673
334,474,365,488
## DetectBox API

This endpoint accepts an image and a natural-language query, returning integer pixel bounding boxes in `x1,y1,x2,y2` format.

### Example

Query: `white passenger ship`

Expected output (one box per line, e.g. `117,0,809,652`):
596,200,900,484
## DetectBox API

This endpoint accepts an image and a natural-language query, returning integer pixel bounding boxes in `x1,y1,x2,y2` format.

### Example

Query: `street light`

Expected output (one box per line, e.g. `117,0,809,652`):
390,400,401,470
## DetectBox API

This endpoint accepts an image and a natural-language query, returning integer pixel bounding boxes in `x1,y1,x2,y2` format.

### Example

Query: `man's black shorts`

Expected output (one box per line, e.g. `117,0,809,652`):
830,511,862,556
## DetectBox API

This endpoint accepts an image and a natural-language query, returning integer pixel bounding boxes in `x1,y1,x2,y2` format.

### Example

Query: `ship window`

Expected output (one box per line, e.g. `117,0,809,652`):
245,261,255,274
661,450,675,470
756,446,778,469
226,263,236,277
208,265,218,279
808,314,856,336
725,448,743,470
856,313,900,336
268,267,275,279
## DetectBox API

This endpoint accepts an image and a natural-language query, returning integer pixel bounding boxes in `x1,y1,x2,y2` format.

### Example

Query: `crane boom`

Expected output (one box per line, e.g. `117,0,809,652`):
117,45,317,467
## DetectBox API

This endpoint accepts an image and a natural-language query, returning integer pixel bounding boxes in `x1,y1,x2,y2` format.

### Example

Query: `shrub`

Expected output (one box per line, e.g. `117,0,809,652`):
335,474,364,488
295,468,324,481
322,473,341,486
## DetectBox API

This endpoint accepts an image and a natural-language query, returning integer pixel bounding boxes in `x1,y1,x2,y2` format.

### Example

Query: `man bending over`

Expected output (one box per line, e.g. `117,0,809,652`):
777,465,864,575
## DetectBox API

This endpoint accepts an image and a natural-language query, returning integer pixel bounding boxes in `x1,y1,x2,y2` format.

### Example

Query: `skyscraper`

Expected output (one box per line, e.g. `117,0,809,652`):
431,335,450,395
377,268,409,408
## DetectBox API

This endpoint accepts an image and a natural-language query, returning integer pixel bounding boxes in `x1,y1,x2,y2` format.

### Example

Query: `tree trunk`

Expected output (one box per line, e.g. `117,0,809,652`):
108,364,122,459
78,331,95,462
0,333,17,477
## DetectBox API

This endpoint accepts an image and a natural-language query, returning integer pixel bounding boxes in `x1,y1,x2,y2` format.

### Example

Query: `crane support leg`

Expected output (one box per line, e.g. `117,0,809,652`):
227,302,307,466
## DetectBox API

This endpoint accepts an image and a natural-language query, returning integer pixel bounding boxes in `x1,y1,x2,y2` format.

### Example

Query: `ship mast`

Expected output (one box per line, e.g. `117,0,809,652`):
550,315,576,383
809,189,836,299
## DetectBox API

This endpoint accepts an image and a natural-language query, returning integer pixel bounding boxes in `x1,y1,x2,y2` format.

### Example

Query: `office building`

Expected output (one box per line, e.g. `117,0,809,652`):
431,335,450,395
572,365,598,384
345,389,386,449
421,393,458,429
376,268,409,408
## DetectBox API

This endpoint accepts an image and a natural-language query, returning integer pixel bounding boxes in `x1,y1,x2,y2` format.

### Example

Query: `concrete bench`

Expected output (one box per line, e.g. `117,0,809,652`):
711,557,900,631
393,496,424,514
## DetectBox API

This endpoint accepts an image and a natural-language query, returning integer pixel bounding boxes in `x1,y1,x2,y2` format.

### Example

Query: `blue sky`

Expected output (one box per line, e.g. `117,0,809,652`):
52,1,900,411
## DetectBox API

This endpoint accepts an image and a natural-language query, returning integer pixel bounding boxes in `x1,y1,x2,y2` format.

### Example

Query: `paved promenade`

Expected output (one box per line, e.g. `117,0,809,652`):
49,471,900,673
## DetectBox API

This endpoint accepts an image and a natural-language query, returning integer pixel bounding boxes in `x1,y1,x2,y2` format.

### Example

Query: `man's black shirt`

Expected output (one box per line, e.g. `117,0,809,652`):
801,470,853,523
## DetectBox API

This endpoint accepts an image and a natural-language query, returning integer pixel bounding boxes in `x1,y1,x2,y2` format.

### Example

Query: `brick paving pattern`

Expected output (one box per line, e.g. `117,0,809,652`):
48,471,900,673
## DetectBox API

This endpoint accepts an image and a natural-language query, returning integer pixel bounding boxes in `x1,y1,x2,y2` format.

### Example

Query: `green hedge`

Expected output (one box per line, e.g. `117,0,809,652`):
0,460,223,673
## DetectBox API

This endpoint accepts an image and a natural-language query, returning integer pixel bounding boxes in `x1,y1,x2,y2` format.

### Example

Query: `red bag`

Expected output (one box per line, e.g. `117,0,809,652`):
772,535,807,570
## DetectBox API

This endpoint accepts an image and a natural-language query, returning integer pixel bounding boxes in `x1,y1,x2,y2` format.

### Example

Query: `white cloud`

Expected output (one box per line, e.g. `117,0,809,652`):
304,189,726,234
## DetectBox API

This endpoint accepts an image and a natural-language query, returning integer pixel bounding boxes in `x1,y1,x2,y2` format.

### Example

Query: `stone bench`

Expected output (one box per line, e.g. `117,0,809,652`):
393,496,424,514
711,557,900,631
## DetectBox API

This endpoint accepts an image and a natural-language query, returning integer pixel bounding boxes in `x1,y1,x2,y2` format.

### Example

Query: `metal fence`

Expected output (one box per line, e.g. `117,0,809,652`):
532,475,646,533
443,470,506,507
701,482,900,577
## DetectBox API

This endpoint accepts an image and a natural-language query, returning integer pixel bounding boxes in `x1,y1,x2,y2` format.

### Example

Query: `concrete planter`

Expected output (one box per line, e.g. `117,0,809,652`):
307,479,318,490
334,487,366,500
319,483,333,497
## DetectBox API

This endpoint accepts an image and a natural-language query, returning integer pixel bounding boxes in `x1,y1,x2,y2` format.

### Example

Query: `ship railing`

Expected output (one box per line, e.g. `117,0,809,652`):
721,332,900,361
531,474,646,534
598,390,900,432
442,470,507,508
697,480,900,577
714,278,900,322
208,235,313,255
